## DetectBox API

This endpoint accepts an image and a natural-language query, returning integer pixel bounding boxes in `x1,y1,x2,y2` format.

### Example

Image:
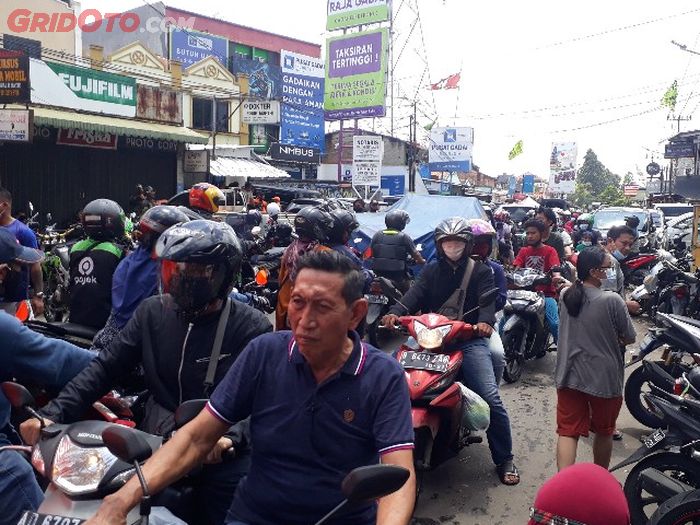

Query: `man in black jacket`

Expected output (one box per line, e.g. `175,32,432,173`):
382,217,519,486
21,221,272,525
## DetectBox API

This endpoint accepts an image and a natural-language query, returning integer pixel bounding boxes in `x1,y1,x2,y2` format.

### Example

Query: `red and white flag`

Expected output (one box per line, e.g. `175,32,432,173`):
430,72,460,90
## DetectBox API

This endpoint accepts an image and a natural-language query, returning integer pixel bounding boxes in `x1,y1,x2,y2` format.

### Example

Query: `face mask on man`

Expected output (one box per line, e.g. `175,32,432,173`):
582,240,592,247
442,240,466,262
612,249,626,261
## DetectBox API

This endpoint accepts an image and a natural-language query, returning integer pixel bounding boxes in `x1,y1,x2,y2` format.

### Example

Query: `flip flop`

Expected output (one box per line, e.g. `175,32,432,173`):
497,460,520,486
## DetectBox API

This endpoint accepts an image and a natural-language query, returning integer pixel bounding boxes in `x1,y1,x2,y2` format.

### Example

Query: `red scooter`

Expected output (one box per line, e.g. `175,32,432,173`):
388,289,497,472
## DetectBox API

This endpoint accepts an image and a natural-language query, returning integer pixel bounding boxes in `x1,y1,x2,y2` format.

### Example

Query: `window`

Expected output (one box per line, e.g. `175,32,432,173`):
192,97,229,132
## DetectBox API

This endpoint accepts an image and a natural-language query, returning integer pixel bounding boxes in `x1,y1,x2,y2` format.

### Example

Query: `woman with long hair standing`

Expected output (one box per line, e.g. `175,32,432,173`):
555,246,636,470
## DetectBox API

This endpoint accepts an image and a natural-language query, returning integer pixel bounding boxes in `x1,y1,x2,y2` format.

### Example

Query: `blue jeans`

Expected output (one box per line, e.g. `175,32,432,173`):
544,297,559,344
0,448,43,525
488,331,505,385
457,338,514,466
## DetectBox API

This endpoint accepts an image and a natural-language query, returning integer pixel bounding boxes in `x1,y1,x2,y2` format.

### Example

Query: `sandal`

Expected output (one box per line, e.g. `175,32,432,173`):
497,460,520,486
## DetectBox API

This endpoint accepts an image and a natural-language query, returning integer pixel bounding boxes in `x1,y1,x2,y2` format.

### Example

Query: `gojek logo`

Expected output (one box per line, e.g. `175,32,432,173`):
74,256,97,285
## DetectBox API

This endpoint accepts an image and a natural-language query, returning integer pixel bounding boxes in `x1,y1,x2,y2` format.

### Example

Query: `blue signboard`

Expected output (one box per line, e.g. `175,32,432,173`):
665,141,696,159
522,174,535,194
507,175,517,197
280,50,325,152
381,174,406,196
231,56,282,100
170,28,229,70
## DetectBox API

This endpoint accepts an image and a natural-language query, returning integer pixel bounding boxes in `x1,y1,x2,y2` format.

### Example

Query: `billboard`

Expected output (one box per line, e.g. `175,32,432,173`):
47,62,136,107
327,0,391,30
428,127,474,172
0,50,30,104
232,56,282,100
522,174,535,194
170,28,229,70
549,142,578,194
324,29,388,120
281,50,325,151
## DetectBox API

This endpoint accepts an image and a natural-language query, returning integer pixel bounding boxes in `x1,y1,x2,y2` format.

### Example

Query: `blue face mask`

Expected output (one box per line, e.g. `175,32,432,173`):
612,249,626,261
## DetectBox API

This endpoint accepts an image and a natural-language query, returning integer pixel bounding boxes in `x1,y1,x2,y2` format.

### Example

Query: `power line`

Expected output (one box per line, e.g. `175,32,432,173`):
549,107,662,134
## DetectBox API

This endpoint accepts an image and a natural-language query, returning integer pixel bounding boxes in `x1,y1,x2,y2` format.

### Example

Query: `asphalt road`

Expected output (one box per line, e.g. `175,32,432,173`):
386,316,655,525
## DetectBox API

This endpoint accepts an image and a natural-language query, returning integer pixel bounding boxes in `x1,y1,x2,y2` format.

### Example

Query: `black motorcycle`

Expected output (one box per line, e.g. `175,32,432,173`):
365,276,404,348
625,313,700,428
500,268,554,383
611,377,700,524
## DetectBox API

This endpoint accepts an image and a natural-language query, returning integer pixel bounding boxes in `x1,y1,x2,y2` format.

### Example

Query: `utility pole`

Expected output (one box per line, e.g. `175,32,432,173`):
409,100,417,192
668,114,692,133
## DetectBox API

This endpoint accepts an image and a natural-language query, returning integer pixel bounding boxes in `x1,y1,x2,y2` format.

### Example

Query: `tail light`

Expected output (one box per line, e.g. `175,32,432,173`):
674,286,688,299
370,280,383,295
255,268,269,286
15,300,30,322
674,378,685,396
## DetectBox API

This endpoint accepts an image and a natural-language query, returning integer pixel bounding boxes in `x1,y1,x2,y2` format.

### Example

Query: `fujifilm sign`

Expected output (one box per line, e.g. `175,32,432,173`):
47,62,137,107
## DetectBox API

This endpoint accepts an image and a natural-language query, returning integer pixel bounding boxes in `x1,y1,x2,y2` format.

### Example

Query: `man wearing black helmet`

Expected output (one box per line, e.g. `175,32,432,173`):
21,220,272,525
369,209,425,293
68,199,128,330
382,217,519,486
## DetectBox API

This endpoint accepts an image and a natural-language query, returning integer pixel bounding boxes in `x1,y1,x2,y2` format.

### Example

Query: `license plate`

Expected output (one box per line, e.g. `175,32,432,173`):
399,351,450,372
642,428,666,449
17,512,85,525
365,294,388,305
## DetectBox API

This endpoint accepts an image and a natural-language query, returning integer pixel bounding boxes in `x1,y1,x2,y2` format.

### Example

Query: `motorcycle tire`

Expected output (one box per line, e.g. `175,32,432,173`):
502,331,524,384
624,361,683,429
649,489,700,525
625,452,700,525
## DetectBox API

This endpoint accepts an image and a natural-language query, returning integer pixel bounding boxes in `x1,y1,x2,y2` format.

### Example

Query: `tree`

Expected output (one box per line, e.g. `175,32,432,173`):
577,149,621,195
599,184,630,206
571,181,594,208
623,172,635,186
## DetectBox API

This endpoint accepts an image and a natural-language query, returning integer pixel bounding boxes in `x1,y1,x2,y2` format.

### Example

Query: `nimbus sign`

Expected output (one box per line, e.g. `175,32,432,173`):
270,143,320,164
47,62,136,107
327,0,390,30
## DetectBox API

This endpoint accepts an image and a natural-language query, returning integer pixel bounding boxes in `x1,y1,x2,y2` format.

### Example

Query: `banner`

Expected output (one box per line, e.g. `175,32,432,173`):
280,50,325,151
522,174,535,194
170,28,229,69
327,0,391,30
549,142,578,194
353,135,383,186
47,62,136,107
428,127,473,172
0,50,30,104
324,29,388,120
231,56,282,99
242,100,280,124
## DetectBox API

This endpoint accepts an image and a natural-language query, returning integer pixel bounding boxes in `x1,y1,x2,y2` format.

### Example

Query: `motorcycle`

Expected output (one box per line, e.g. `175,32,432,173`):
624,313,700,428
611,378,700,524
624,249,674,287
3,383,408,525
388,289,497,476
38,223,81,323
500,268,555,384
365,276,404,348
631,260,700,320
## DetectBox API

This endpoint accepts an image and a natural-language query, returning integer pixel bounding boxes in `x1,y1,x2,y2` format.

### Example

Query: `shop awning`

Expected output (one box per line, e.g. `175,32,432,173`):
210,157,290,179
20,105,210,144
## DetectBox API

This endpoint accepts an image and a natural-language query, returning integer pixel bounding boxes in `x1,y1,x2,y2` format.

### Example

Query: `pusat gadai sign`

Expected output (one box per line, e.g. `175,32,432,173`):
327,0,390,31
428,127,474,172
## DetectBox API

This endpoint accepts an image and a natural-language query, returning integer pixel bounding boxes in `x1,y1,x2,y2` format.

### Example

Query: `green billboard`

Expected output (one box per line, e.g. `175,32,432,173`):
324,28,388,120
47,62,136,107
327,0,390,31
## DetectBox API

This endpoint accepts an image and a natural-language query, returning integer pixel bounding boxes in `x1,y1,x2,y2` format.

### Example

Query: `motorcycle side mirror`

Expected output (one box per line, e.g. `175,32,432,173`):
341,465,410,503
46,213,52,223
102,425,153,464
1,382,36,409
174,399,207,429
478,288,499,308
27,201,34,214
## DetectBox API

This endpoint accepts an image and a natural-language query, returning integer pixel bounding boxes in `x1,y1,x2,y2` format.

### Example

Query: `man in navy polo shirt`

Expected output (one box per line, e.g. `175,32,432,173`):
86,250,416,525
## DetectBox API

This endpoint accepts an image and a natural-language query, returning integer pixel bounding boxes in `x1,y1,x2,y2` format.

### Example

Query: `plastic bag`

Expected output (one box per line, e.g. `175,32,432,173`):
457,382,490,431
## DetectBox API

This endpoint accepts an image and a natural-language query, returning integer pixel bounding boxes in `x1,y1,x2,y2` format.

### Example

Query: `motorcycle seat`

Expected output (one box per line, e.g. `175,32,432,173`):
665,315,700,352
50,322,99,341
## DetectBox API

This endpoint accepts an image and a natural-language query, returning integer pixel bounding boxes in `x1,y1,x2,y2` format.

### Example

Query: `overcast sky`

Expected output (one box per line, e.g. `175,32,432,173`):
82,0,700,181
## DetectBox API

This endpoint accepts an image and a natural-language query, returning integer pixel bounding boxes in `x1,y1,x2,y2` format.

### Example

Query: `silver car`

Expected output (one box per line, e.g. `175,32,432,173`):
664,211,694,249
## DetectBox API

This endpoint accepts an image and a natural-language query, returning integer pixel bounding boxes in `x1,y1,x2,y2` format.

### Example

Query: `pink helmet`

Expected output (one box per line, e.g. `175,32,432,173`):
466,218,496,238
494,209,510,222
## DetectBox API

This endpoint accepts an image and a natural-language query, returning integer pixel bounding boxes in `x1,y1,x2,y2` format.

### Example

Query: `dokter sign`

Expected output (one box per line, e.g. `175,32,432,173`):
324,28,388,120
327,0,390,30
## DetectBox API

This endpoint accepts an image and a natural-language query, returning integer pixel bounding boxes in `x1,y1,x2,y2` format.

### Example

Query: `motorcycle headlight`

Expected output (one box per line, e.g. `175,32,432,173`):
31,446,45,477
52,435,118,496
414,321,452,350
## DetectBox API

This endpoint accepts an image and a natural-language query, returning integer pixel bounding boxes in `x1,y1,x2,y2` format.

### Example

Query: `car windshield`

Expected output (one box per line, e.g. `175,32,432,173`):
650,212,663,227
593,210,647,231
502,206,533,222
656,206,692,219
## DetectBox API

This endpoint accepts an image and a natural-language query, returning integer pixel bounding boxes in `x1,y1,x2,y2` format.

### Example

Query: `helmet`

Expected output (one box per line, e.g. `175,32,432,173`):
466,218,496,238
188,183,225,214
576,213,593,226
246,210,263,226
294,206,334,242
267,202,281,218
328,208,359,243
156,220,243,319
275,222,294,243
385,210,410,231
435,217,473,248
494,209,510,222
137,206,190,250
81,199,126,241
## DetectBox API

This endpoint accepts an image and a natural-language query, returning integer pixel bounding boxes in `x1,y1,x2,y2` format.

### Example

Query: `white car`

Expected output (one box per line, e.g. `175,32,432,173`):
664,211,694,249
